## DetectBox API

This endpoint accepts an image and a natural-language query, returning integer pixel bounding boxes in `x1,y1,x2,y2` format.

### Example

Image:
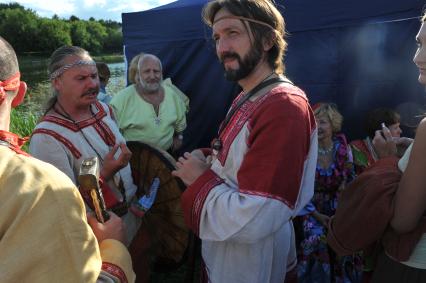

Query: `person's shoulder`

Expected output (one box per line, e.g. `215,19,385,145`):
2,147,75,190
416,117,426,133
263,83,310,115
111,85,136,103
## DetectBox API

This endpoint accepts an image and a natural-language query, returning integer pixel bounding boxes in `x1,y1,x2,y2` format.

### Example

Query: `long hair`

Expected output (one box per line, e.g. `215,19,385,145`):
202,0,287,74
128,52,146,84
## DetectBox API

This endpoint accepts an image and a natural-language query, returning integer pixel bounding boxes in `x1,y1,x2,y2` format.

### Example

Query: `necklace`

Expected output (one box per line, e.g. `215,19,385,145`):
213,73,293,151
318,144,334,155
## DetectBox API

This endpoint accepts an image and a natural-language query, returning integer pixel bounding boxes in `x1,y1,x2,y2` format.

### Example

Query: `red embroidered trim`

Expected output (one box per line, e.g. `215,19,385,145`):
217,90,271,164
41,102,116,146
93,120,116,146
108,104,115,120
32,128,82,158
41,102,107,132
217,85,307,165
101,262,128,283
192,175,224,234
238,189,295,209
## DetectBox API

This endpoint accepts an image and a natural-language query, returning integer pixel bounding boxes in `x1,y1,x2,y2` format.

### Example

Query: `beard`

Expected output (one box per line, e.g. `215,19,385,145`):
139,76,162,93
219,44,263,81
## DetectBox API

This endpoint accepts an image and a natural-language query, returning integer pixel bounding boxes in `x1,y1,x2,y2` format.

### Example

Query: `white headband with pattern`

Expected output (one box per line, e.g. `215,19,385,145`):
49,60,96,80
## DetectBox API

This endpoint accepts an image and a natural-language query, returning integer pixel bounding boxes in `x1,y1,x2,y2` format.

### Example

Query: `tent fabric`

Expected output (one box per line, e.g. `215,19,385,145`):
122,0,426,153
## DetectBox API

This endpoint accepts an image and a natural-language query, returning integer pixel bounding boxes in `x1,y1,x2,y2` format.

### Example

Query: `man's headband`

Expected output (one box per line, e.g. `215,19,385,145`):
212,15,275,31
49,59,96,80
0,72,21,105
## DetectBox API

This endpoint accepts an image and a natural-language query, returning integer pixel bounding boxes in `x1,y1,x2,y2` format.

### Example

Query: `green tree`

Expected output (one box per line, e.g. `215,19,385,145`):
37,19,72,53
70,20,90,48
103,27,123,53
0,8,39,52
0,2,25,10
85,21,107,54
69,15,80,22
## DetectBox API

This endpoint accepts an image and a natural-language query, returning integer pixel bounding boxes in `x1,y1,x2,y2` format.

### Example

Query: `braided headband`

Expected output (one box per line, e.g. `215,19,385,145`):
0,72,21,104
212,15,274,31
49,60,96,80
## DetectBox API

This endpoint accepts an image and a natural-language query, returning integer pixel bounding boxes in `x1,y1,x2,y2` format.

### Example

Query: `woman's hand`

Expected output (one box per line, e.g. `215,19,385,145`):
372,124,397,158
312,211,331,228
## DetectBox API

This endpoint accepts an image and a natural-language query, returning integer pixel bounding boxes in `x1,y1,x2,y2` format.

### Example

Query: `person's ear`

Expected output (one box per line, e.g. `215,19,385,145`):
262,32,275,52
11,81,27,108
52,77,62,92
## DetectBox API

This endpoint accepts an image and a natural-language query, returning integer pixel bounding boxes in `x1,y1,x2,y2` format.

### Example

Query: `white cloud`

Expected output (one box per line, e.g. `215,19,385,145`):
84,0,106,9
0,0,177,21
17,0,76,16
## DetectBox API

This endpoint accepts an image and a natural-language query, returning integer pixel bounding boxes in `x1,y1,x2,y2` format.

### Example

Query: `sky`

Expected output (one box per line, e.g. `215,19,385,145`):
0,0,177,22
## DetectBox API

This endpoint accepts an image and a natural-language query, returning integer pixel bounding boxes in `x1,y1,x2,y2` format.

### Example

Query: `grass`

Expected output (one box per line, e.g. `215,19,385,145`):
10,81,50,152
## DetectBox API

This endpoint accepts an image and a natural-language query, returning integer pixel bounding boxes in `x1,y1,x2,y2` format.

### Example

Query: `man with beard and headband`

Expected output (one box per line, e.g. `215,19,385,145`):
110,53,187,153
29,45,143,247
171,1,317,283
0,38,135,282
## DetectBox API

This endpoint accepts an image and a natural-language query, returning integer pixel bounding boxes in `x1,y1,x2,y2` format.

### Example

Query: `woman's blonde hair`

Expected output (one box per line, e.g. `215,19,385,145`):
128,52,144,84
313,103,343,133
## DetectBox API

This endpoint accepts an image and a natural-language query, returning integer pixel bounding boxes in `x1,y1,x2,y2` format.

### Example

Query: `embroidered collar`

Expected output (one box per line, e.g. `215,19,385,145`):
0,130,29,156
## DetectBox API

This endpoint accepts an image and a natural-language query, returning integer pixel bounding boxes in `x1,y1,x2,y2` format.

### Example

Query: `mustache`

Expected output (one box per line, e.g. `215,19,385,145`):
219,52,240,63
81,87,99,97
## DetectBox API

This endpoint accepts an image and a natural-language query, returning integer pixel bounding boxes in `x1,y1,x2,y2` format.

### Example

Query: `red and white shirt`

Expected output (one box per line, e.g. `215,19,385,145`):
182,83,318,283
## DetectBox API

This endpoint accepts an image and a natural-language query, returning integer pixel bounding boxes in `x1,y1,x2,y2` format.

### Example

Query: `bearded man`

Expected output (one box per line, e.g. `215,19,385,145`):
0,38,135,282
110,54,187,153
171,1,318,282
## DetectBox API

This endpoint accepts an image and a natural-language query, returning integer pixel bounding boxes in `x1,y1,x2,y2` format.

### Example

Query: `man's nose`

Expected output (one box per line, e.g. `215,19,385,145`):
216,38,231,57
88,77,98,88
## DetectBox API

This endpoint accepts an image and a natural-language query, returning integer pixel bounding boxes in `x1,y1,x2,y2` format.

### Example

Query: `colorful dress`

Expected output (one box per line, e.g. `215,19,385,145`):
297,133,362,283
350,137,378,175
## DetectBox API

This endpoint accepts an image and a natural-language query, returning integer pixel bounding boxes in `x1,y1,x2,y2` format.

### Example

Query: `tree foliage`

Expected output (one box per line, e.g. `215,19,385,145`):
0,2,123,54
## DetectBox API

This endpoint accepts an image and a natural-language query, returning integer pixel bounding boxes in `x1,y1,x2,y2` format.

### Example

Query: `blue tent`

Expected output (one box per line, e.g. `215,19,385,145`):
122,0,426,152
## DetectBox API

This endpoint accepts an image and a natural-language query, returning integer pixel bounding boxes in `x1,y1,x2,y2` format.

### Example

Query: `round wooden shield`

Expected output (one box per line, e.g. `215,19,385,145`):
126,141,189,275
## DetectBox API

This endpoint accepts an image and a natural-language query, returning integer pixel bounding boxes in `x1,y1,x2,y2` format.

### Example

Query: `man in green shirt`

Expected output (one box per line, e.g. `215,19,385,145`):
110,54,187,152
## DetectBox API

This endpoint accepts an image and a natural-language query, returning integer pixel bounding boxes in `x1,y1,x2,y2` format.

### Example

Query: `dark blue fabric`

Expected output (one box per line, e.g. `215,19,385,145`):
122,0,426,152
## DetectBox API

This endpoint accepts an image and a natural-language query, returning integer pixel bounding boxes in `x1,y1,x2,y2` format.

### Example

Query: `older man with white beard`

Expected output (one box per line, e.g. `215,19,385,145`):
110,54,187,152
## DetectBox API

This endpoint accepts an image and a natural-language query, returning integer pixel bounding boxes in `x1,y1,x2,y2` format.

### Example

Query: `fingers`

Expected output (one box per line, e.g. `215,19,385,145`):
183,152,191,159
87,212,98,226
118,143,132,163
106,144,119,158
381,123,393,141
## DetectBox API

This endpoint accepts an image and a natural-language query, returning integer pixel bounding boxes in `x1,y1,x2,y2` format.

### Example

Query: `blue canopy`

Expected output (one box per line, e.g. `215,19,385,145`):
122,0,426,152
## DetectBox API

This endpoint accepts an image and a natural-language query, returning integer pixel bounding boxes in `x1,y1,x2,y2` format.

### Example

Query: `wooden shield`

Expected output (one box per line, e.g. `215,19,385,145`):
126,141,189,275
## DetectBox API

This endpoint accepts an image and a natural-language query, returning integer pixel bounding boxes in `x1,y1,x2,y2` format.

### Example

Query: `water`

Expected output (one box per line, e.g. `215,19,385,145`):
16,57,126,115
18,57,126,93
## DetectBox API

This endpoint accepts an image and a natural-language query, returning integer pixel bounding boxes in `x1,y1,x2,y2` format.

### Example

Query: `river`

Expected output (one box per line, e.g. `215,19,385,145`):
19,58,126,109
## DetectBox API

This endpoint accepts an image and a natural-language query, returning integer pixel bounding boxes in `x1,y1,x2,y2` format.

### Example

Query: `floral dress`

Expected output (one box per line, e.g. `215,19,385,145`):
296,133,362,283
